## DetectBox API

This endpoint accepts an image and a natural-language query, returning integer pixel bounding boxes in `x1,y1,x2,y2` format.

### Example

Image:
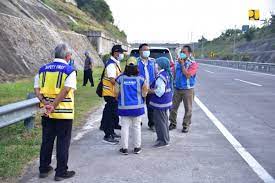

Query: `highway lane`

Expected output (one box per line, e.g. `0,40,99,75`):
196,63,275,178
20,63,275,183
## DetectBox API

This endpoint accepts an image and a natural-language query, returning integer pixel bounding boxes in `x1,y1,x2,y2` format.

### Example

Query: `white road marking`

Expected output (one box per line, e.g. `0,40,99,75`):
234,78,262,87
199,63,275,77
73,118,101,141
204,70,214,74
194,96,275,183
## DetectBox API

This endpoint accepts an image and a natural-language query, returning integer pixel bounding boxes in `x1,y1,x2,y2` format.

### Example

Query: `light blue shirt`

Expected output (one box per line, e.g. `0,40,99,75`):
153,69,166,97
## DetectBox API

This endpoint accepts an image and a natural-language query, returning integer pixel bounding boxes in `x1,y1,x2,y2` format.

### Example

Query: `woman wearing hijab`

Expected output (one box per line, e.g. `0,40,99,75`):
148,57,173,148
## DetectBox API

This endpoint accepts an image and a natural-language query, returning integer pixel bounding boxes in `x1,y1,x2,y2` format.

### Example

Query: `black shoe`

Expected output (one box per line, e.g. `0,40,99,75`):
149,126,156,132
103,136,119,145
112,133,121,139
153,142,169,148
39,166,53,178
133,147,142,154
119,148,128,155
99,125,104,131
182,126,189,133
114,125,121,130
169,124,176,130
54,171,75,181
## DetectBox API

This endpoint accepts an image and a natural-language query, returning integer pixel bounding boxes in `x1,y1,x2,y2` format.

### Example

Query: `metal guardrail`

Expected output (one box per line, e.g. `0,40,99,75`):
196,59,275,74
0,95,39,129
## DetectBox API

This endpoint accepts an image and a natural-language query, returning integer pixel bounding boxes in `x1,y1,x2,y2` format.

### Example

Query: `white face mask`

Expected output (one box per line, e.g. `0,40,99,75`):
118,53,124,61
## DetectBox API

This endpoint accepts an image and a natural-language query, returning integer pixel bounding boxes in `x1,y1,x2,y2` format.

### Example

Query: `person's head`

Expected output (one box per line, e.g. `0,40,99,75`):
124,57,139,76
156,57,170,72
111,45,126,61
181,45,192,58
139,43,150,59
54,43,72,62
85,51,89,57
156,57,173,89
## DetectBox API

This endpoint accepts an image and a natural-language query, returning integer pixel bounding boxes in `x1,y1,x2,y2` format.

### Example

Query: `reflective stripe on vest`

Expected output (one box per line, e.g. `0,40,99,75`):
149,71,173,110
39,61,75,119
117,75,145,116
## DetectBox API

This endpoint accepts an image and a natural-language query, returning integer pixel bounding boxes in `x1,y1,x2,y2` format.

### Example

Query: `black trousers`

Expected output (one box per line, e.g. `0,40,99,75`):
39,117,72,176
146,94,154,127
83,69,94,86
101,96,119,138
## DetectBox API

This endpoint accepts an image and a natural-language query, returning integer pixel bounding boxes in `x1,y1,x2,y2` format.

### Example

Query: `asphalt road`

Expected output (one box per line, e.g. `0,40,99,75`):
20,63,275,183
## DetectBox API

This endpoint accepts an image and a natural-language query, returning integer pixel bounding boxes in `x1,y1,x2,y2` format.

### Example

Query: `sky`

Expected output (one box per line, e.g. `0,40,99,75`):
105,0,275,43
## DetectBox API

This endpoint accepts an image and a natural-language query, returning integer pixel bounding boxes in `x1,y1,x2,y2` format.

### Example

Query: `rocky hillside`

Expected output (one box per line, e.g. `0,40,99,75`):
0,0,104,82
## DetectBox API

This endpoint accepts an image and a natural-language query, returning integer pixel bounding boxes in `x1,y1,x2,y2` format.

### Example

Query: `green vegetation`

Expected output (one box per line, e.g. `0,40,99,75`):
0,68,103,181
76,0,114,23
195,16,275,61
41,0,127,42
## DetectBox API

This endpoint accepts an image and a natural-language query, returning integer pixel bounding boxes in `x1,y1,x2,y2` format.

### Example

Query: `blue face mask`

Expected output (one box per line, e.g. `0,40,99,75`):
179,53,187,60
118,53,124,61
142,51,150,58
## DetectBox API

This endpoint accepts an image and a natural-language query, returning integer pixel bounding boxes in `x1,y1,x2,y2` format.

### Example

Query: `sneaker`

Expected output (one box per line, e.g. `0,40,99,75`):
119,148,128,155
133,147,142,154
182,126,189,133
153,142,169,148
169,124,176,130
54,170,75,181
149,126,156,132
112,133,121,139
103,136,119,145
39,166,53,178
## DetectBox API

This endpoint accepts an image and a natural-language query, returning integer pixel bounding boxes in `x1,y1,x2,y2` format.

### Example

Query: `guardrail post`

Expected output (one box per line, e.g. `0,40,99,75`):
24,93,36,130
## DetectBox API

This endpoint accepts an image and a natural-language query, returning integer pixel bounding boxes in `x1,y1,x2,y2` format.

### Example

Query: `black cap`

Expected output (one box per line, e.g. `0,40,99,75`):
111,45,127,53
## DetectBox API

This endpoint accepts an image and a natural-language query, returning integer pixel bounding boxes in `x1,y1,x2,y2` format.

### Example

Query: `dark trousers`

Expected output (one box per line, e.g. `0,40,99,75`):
39,117,72,176
146,95,154,127
153,109,170,144
83,69,94,86
101,96,119,138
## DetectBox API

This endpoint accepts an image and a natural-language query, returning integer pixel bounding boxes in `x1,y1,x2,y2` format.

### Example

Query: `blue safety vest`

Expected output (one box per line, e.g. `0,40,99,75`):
137,57,156,85
116,74,145,116
149,71,173,110
175,59,196,89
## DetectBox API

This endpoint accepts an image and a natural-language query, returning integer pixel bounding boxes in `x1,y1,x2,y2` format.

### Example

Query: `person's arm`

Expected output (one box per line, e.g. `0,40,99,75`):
141,80,148,97
45,87,72,115
106,64,117,84
148,78,166,97
179,60,198,78
114,77,121,99
45,71,77,114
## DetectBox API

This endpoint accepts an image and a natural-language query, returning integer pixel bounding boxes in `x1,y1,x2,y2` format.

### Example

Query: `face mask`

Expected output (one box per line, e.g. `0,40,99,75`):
179,53,187,60
118,53,124,61
142,51,150,58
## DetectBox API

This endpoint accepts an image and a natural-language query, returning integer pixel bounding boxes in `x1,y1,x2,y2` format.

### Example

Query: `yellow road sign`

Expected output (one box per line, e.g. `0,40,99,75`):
249,9,260,21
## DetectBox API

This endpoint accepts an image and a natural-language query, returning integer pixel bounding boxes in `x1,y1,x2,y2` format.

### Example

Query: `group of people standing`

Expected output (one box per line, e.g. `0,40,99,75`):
34,43,198,181
100,44,198,155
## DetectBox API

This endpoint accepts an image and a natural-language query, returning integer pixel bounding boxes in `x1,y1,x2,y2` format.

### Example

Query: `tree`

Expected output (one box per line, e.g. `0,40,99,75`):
244,26,257,42
198,36,208,43
76,0,114,23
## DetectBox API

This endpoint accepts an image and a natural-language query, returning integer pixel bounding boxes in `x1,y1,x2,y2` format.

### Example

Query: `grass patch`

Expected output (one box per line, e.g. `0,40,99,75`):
0,67,103,180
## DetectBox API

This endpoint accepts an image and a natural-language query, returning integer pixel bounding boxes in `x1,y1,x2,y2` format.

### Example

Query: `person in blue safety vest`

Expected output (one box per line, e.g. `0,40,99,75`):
169,45,198,133
148,57,173,148
115,57,148,155
137,43,156,131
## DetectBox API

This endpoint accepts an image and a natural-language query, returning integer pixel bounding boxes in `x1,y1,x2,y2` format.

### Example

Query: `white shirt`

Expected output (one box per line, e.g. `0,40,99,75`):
141,58,150,87
154,69,166,97
106,56,120,78
34,58,77,90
